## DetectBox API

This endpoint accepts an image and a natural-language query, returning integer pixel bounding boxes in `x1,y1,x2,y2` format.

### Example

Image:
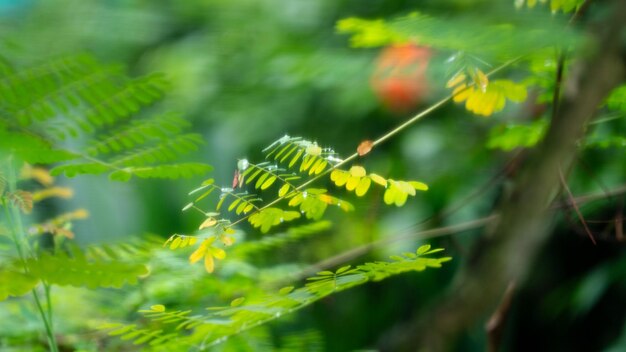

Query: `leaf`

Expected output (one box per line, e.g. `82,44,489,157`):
357,140,374,156
449,74,527,116
313,160,327,174
235,201,248,215
0,270,39,301
408,181,428,192
369,173,387,187
8,190,33,214
289,149,303,168
249,208,302,233
446,72,466,88
486,119,548,151
336,265,352,274
278,184,290,197
230,297,246,307
26,252,148,289
189,244,208,264
109,170,133,182
211,247,226,260
204,254,215,273
355,177,371,196
150,305,166,312
346,176,360,191
170,237,182,250
255,173,270,189
261,175,277,190
279,286,294,295
349,166,367,178
330,170,349,186
416,244,432,255
199,217,217,230
228,198,242,212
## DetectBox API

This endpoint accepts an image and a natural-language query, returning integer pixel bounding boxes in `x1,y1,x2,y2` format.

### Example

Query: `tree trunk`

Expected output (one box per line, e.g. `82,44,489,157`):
380,1,626,350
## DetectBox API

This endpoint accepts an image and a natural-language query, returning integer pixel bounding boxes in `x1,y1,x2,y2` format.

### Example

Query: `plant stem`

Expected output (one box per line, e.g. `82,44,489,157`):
32,289,59,352
227,57,520,228
2,159,59,352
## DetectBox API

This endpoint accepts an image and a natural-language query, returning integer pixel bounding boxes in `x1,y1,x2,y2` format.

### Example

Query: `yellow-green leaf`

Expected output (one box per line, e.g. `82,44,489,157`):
346,175,360,191
230,297,245,307
383,187,396,205
278,184,290,197
199,217,217,230
331,170,349,187
170,237,182,250
236,201,248,215
409,181,428,191
204,254,214,273
394,191,408,207
279,286,294,295
300,155,316,172
289,149,303,168
313,160,327,174
189,245,207,264
211,247,226,260
446,72,466,88
179,236,190,248
150,304,165,312
199,220,216,231
349,166,367,177
355,177,371,197
369,174,387,187
261,175,277,190
255,173,270,189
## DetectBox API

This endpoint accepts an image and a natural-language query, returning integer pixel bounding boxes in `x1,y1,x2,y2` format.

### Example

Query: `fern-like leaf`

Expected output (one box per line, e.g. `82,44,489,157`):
0,54,210,182
110,245,451,349
0,269,39,301
26,251,148,289
233,221,332,258
263,136,338,174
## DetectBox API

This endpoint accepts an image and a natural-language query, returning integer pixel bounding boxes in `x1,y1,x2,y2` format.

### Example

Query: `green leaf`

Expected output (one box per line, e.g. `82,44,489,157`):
261,175,277,190
278,184,290,197
230,297,246,307
0,270,40,301
355,177,371,196
26,252,148,289
249,208,302,233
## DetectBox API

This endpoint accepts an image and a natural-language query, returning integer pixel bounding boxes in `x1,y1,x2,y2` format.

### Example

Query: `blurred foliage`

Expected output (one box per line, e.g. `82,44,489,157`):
0,0,625,351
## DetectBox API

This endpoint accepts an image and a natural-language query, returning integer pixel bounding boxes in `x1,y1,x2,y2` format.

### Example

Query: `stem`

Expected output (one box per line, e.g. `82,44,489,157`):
228,57,521,227
2,160,59,352
32,289,59,352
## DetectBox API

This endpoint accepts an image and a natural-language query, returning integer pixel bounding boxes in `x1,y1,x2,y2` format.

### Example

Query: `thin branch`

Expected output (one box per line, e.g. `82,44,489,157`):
486,281,517,352
279,182,626,284
227,57,521,228
558,166,597,244
280,215,497,283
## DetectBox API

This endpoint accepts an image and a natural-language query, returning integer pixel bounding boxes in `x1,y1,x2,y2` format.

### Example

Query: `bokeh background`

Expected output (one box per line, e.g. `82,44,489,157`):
1,0,625,351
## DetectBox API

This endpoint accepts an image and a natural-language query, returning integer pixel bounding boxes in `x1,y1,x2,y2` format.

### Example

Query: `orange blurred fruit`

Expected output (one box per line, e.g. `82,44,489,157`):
371,44,432,113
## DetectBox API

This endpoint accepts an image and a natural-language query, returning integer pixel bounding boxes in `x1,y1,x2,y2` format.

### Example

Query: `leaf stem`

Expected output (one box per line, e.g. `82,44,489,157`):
227,57,521,228
2,159,59,352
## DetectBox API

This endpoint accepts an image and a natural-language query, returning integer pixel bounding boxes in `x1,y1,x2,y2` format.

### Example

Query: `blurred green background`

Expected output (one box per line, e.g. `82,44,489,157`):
1,0,625,351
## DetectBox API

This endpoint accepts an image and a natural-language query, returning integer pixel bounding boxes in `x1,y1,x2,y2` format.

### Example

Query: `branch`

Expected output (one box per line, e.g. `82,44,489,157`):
380,1,626,349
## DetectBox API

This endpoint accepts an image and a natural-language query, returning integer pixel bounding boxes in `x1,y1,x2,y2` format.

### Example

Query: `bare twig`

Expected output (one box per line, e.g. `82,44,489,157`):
486,281,517,352
558,166,597,244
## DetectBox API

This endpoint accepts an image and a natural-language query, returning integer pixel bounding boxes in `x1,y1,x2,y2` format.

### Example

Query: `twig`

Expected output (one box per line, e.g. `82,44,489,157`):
558,166,597,244
486,281,517,352
226,57,522,228
280,182,626,284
